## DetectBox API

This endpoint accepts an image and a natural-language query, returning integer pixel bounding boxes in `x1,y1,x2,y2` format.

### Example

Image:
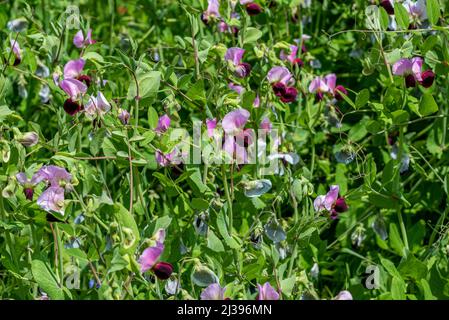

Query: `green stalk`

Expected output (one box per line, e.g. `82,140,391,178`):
221,164,233,232
0,194,17,266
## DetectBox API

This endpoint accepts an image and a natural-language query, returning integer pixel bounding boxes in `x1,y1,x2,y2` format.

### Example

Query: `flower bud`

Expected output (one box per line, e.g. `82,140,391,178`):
405,74,416,88
420,70,435,88
118,108,130,125
17,132,39,147
153,261,173,280
380,0,394,15
280,87,298,103
63,98,83,116
24,187,34,200
272,82,286,97
334,85,347,101
246,3,263,16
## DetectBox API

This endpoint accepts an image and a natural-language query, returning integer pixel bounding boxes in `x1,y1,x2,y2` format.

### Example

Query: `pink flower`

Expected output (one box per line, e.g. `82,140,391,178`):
392,57,426,88
73,29,96,48
16,172,45,200
229,82,245,95
334,290,353,300
253,95,260,108
155,114,171,134
314,185,348,219
225,47,251,78
267,66,293,86
256,282,280,300
58,59,88,108
309,74,346,100
201,0,220,24
155,148,183,167
222,109,250,135
280,45,303,66
37,186,66,215
206,118,217,137
118,108,130,125
260,117,272,132
63,59,86,79
10,39,22,66
201,283,227,300
37,165,72,188
85,92,111,118
138,241,164,273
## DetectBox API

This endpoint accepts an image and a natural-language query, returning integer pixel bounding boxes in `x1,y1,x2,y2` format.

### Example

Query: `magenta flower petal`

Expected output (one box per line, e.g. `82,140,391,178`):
256,282,279,300
253,95,260,108
260,117,272,132
324,185,339,211
324,73,337,91
392,58,413,76
59,78,87,99
411,57,423,81
206,118,218,137
308,76,329,93
37,186,66,215
10,39,21,63
155,114,171,134
267,66,292,85
200,283,227,300
16,172,28,185
85,29,96,45
222,108,250,135
73,30,84,48
63,59,85,79
225,47,245,66
138,242,164,273
229,83,245,95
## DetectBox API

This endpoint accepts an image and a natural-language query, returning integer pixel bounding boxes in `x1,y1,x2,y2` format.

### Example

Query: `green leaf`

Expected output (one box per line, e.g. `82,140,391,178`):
31,260,64,300
427,0,440,25
398,254,427,281
391,110,410,124
243,27,262,44
0,105,13,122
113,204,140,254
127,71,161,100
147,107,159,129
394,3,410,29
191,198,209,210
207,230,225,252
419,93,438,116
355,89,370,109
391,276,407,300
217,210,240,249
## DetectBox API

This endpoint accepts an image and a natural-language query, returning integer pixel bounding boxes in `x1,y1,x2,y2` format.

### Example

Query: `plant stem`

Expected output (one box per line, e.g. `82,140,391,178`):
221,164,233,232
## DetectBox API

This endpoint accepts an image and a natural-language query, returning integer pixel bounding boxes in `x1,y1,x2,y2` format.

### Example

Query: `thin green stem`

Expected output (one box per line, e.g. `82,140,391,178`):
221,164,233,232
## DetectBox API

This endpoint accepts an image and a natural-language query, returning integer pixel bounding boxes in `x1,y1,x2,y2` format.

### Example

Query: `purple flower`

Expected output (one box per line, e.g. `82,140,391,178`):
138,241,164,273
392,57,423,87
280,45,303,66
404,0,427,25
260,117,272,132
280,87,298,103
16,172,44,200
314,185,348,219
225,47,251,78
222,109,250,135
420,70,435,88
309,74,346,100
73,29,96,48
229,82,245,95
201,283,227,300
37,186,66,215
118,108,130,125
244,2,263,16
253,95,260,108
37,165,72,187
334,290,353,300
380,0,394,15
206,118,218,137
201,0,220,24
155,148,183,167
309,76,329,94
10,39,22,66
256,282,280,300
267,67,293,86
85,92,111,118
63,59,86,79
155,114,171,134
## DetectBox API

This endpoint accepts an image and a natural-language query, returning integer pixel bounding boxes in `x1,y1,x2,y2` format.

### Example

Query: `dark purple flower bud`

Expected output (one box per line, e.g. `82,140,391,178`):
246,3,263,16
334,85,348,100
24,188,34,200
77,74,92,87
13,57,21,66
235,62,251,78
153,261,173,280
63,98,83,116
315,92,324,101
201,13,209,25
420,70,435,88
301,44,307,54
334,197,348,213
280,87,298,103
380,0,394,15
272,82,286,97
405,74,416,88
